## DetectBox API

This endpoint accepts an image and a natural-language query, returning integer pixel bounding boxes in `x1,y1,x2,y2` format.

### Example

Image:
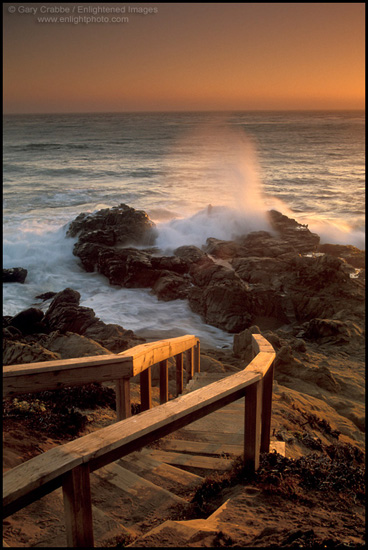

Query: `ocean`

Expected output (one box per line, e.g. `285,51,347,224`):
3,110,365,348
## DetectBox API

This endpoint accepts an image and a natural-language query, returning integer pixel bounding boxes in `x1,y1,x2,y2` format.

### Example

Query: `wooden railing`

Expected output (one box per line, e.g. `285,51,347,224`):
3,335,201,421
3,334,275,547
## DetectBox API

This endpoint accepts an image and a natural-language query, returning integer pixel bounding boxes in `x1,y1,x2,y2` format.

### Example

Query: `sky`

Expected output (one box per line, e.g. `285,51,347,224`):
3,2,365,114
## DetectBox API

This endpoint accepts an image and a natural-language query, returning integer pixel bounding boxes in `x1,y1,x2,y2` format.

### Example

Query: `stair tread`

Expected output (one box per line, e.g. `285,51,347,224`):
118,449,204,495
158,439,243,457
93,462,185,504
147,449,234,472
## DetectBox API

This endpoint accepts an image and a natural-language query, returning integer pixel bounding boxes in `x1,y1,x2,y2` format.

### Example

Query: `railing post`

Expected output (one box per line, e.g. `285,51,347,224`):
260,360,274,453
194,341,200,373
62,464,94,548
175,353,183,396
185,347,194,384
115,378,131,421
140,368,152,411
244,380,262,472
159,359,169,404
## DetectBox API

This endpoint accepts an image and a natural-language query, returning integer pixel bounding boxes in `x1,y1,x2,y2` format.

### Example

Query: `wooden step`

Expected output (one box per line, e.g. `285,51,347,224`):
90,462,189,535
158,438,244,458
147,449,234,473
118,449,204,496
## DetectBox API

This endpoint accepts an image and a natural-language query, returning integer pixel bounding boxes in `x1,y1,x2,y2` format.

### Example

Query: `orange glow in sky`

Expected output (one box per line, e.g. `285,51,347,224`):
3,2,365,113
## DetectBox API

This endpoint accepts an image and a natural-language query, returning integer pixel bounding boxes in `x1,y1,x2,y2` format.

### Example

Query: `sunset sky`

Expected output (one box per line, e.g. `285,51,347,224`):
3,2,365,114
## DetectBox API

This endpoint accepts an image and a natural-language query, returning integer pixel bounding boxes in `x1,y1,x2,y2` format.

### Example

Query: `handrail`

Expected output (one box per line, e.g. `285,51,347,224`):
3,334,275,547
3,335,200,420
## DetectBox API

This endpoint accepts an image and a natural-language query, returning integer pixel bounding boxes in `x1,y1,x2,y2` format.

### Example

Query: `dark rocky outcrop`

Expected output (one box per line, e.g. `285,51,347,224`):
67,203,157,244
3,288,145,365
3,267,28,284
63,205,364,336
67,203,158,272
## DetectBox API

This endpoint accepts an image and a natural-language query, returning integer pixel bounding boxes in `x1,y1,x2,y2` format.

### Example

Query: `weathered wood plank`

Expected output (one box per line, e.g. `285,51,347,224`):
260,361,274,453
147,450,233,471
3,356,133,398
140,368,152,411
62,464,94,548
159,359,169,404
115,378,131,421
175,353,183,396
194,341,200,373
251,333,275,356
158,439,243,457
3,368,261,517
118,335,199,376
185,348,194,382
3,335,200,399
244,380,262,471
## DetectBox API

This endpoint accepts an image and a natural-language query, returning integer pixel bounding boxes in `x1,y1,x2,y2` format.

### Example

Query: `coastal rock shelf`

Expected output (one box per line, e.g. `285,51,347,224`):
65,203,365,334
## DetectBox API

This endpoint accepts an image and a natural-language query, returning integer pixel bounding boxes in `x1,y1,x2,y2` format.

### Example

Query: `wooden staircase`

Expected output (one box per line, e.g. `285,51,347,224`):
3,371,243,547
3,335,278,548
4,369,284,547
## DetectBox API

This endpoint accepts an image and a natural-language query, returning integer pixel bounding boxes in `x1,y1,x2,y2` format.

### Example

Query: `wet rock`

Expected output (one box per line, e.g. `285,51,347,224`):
41,288,144,352
173,245,207,270
268,209,320,252
8,308,46,335
61,205,364,337
203,238,246,259
188,275,252,333
151,271,191,301
43,289,97,334
97,248,159,287
3,267,28,284
67,203,157,246
317,243,365,268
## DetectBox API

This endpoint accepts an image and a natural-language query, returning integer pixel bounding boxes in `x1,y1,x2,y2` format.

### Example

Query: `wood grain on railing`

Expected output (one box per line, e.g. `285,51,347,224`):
3,334,275,548
3,335,200,421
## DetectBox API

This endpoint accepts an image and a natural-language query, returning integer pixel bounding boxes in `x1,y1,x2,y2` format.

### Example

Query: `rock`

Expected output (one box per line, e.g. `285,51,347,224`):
43,289,97,334
290,254,349,290
203,238,245,259
3,267,28,284
232,256,286,287
59,205,364,338
268,209,320,252
151,272,191,301
67,204,158,273
188,276,252,333
233,326,261,357
8,308,46,335
40,331,112,359
3,340,60,366
317,243,365,268
97,248,160,287
83,321,143,353
199,354,227,373
303,318,364,344
302,365,341,393
67,203,157,246
150,255,189,274
173,245,207,266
